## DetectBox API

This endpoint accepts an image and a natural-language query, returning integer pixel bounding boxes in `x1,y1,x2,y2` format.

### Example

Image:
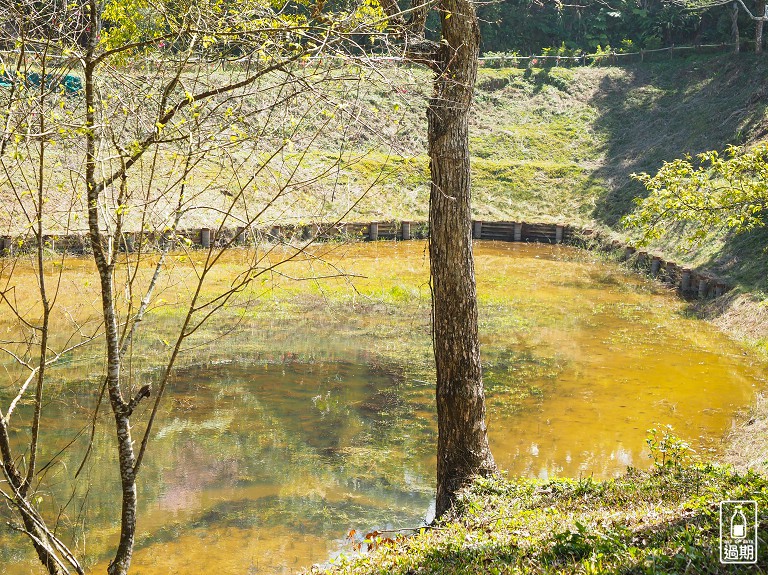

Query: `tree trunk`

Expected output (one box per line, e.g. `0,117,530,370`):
429,0,496,519
756,0,765,53
0,426,66,575
733,2,741,53
84,3,137,574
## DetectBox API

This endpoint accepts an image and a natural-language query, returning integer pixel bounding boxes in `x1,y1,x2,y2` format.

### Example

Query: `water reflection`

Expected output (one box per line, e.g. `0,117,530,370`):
1,242,764,574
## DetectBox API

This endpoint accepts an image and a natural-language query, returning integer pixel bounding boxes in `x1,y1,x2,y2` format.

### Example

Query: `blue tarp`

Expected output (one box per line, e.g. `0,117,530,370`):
0,71,82,95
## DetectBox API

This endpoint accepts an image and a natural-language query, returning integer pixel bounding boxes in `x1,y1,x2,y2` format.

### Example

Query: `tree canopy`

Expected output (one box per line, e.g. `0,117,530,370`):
473,0,763,54
95,0,768,56
625,144,768,244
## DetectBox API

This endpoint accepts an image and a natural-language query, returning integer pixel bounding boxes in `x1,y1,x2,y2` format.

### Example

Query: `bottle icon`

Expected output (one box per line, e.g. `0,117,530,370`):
731,509,747,539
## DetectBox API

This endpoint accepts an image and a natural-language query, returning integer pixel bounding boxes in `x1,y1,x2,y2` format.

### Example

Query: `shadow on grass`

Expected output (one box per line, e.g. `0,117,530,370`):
583,52,768,292
542,505,768,575
703,227,768,292
589,53,768,228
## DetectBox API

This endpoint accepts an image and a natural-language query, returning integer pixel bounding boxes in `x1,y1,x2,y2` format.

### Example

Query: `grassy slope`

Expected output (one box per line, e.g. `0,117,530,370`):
471,55,768,277
355,54,768,295
312,54,768,575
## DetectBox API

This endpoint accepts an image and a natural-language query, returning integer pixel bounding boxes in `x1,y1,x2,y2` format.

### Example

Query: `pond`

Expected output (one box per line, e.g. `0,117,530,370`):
1,241,764,574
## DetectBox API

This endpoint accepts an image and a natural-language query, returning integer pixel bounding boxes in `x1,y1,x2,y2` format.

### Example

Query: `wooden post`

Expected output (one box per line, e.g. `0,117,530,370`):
236,226,246,244
514,222,522,242
302,224,318,241
714,283,725,297
623,246,635,261
555,225,564,244
402,221,411,241
472,220,482,239
698,277,709,299
61,234,72,254
681,268,692,293
200,228,211,248
664,262,677,284
650,256,661,276
270,226,281,242
369,222,379,241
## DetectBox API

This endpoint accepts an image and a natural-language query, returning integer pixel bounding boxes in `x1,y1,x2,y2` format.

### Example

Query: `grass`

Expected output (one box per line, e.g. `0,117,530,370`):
314,464,768,575
298,54,768,575
723,387,768,467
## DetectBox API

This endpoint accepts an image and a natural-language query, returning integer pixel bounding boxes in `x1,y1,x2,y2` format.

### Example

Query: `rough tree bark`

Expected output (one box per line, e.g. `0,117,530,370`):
379,0,496,518
428,0,496,518
756,0,765,53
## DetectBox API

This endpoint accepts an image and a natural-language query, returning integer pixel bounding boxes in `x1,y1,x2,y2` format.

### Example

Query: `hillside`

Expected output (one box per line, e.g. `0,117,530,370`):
350,54,766,220
345,53,768,293
461,55,768,347
332,54,768,291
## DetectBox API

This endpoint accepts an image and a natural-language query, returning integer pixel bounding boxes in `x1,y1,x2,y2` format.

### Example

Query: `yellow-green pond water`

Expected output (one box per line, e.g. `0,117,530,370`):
1,241,764,574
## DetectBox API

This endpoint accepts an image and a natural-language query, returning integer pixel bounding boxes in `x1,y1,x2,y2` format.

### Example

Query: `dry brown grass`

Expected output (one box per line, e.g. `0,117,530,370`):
695,293,768,473
724,393,768,474
698,292,768,345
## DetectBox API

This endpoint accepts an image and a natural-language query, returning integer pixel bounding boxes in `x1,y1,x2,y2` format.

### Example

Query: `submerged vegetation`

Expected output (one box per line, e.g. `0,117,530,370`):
4,242,764,574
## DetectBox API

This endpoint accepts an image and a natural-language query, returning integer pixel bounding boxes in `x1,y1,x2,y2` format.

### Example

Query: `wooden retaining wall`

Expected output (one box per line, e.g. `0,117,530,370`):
575,228,730,301
471,220,571,243
0,220,729,300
